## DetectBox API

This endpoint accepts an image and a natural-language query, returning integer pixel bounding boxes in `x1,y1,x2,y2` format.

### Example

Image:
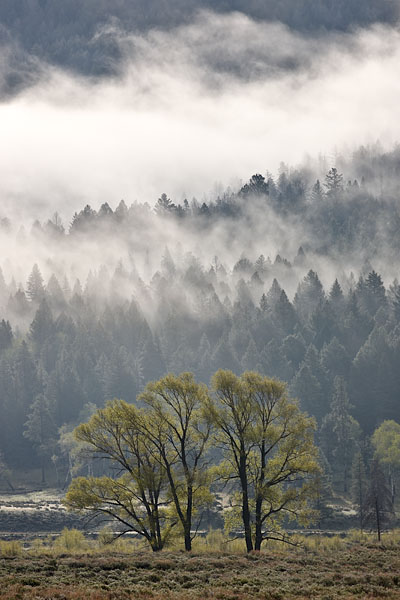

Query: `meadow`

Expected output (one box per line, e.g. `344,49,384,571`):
1,530,400,599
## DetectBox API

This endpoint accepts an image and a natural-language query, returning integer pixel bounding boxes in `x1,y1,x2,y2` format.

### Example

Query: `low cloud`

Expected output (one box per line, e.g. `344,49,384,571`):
0,12,399,220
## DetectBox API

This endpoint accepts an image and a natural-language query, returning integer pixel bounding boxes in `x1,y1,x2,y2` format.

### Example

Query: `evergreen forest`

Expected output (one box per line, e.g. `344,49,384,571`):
0,148,399,519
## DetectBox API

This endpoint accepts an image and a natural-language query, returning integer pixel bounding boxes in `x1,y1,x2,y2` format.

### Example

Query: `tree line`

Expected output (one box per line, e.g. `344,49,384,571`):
3,147,400,260
0,253,399,505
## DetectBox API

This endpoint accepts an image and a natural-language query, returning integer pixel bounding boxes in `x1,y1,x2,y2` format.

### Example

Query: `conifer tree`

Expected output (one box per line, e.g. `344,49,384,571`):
324,168,344,198
351,450,367,531
320,377,361,492
0,320,13,353
26,264,45,303
24,394,56,483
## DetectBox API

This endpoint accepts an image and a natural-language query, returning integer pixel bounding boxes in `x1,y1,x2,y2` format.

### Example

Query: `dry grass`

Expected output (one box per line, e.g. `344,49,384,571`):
1,530,400,599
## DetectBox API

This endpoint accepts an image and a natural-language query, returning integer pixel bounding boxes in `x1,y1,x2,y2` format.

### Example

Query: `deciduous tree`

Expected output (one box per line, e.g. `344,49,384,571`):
65,400,174,551
138,373,213,551
208,370,319,551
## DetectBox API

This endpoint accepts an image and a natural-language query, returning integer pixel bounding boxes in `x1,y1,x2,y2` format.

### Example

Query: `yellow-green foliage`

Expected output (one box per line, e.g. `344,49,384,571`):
205,528,228,552
0,540,23,557
192,529,229,553
95,527,143,553
372,420,400,467
296,534,346,553
29,537,46,555
22,528,400,562
208,370,320,550
54,528,88,552
65,371,320,553
97,526,114,547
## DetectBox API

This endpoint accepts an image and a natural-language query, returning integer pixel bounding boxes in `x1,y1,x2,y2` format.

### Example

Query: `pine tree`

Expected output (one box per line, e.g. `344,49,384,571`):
30,299,54,348
293,246,306,267
314,450,333,527
351,450,367,531
320,337,350,379
329,279,345,313
46,274,66,310
26,264,45,303
0,450,13,490
274,290,297,333
364,271,386,316
262,338,293,382
24,394,57,483
320,377,361,493
241,337,260,371
211,334,241,374
7,289,30,317
197,333,212,382
155,193,176,214
0,320,13,353
324,168,344,198
294,270,325,321
290,364,322,419
161,247,176,277
239,174,269,197
311,179,325,202
255,254,268,277
266,278,282,308
259,293,268,312
392,283,400,321
114,199,128,221
282,333,306,370
310,299,336,348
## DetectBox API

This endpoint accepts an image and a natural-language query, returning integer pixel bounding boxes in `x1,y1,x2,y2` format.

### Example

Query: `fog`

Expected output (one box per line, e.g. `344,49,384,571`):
0,12,399,221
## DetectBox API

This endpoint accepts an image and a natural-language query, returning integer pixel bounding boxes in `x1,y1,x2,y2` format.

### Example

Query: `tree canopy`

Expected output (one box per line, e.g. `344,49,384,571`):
65,370,319,551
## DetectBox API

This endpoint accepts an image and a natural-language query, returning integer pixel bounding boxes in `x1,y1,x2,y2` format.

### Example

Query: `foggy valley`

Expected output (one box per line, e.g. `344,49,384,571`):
0,2,400,597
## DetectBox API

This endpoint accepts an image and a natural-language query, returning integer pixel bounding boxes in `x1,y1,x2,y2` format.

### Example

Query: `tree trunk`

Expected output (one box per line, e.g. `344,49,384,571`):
164,460,190,550
151,540,163,552
239,456,253,552
255,442,266,551
184,526,192,552
41,457,46,485
254,497,263,551
5,477,14,491
155,508,163,552
389,468,395,506
358,477,364,532
375,498,381,542
184,484,193,551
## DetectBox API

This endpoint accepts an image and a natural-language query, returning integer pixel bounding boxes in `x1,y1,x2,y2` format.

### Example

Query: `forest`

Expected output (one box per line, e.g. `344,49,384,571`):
0,147,399,536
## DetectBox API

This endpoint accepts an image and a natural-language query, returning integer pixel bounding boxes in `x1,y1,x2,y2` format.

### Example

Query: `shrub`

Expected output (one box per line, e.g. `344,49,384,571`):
97,527,114,548
205,529,227,552
0,540,23,557
54,528,88,552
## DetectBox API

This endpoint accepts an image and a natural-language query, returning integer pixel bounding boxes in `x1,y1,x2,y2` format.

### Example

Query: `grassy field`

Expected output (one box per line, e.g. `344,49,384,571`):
1,532,400,599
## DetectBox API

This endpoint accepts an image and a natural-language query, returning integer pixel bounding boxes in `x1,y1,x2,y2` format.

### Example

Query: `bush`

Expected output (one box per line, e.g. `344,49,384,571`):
205,528,227,552
0,540,23,557
54,528,88,552
97,527,114,548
